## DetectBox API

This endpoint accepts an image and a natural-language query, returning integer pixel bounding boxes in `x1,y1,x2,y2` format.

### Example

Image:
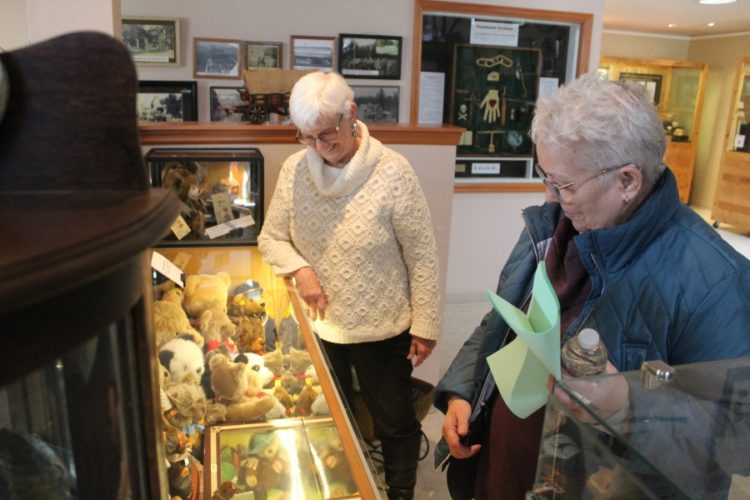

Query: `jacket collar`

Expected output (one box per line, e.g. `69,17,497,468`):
573,168,679,275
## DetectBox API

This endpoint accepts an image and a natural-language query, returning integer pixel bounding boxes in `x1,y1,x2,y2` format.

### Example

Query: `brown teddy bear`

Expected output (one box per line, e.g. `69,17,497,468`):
162,160,208,239
285,346,313,375
207,353,284,424
262,346,285,377
183,272,231,317
232,315,265,355
153,290,204,349
199,306,237,352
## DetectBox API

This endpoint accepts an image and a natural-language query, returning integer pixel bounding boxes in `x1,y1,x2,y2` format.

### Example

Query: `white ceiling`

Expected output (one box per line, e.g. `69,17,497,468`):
604,0,750,37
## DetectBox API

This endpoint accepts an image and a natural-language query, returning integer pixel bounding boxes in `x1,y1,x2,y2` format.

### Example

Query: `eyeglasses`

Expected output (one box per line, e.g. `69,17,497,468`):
535,162,635,200
296,114,343,146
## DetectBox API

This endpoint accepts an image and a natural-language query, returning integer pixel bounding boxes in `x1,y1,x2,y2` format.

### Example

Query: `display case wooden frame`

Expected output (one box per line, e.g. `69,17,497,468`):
599,56,708,204
711,56,750,230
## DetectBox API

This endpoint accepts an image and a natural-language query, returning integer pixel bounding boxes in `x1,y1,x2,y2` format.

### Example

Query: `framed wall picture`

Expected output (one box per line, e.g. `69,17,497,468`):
209,86,252,122
290,36,336,72
244,41,282,70
352,85,399,124
338,34,402,80
137,80,197,123
121,17,180,66
619,72,663,104
193,37,242,79
450,44,541,157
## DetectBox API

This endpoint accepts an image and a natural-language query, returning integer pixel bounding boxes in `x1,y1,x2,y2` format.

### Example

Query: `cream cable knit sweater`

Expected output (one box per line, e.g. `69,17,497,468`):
258,121,441,344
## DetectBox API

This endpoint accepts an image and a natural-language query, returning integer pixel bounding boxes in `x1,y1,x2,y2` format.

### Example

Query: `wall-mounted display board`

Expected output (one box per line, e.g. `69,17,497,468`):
599,57,708,204
711,56,750,230
409,0,593,192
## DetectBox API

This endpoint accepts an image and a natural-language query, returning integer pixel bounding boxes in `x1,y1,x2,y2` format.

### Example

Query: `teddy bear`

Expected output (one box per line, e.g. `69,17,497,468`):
162,160,208,239
243,352,274,388
199,305,237,352
159,337,205,385
272,379,294,416
293,377,319,417
163,381,207,460
210,480,237,500
238,431,291,497
183,272,231,317
206,353,285,424
232,315,266,355
153,293,204,349
285,347,313,376
262,346,285,378
279,371,306,395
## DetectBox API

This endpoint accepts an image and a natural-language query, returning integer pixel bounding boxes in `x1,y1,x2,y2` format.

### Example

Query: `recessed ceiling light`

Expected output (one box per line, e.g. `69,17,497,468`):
707,21,716,26
698,0,737,4
668,23,677,28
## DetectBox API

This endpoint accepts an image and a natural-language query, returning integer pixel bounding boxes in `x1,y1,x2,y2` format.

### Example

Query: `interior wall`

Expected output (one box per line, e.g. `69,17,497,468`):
0,0,29,51
688,34,750,209
601,31,689,60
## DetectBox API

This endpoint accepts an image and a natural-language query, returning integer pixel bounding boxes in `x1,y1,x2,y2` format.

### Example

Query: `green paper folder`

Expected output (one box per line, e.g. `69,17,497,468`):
486,262,561,418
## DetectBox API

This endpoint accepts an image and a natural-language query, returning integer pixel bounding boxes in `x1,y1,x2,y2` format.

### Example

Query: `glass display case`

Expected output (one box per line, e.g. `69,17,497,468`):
711,57,750,231
146,148,264,245
599,57,708,204
151,246,381,499
528,357,750,499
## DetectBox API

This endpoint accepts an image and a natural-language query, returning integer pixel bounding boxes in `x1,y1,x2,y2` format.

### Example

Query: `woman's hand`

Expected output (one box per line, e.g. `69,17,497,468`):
293,267,328,320
549,362,630,424
443,397,481,459
408,335,436,367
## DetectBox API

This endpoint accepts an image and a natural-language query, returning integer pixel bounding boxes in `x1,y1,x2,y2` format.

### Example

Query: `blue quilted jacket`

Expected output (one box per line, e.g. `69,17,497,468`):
434,169,750,467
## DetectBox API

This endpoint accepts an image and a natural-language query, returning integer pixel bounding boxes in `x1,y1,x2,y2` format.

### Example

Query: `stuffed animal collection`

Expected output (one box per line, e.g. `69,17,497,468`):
152,271,328,499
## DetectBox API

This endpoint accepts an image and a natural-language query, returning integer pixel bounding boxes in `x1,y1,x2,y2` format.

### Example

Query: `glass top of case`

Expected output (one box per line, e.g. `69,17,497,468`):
530,357,750,499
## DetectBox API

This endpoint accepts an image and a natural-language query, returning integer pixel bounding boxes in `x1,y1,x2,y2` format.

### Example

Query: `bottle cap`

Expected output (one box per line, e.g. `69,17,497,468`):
578,328,600,350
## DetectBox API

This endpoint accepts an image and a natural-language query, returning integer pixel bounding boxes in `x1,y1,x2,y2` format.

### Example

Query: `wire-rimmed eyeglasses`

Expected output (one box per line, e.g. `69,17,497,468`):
296,113,343,146
535,162,635,200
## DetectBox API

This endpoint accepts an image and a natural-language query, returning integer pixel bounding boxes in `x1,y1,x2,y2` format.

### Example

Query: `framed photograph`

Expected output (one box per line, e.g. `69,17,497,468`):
121,17,179,66
597,67,609,81
338,34,402,80
619,72,663,105
290,36,336,72
352,85,399,124
450,44,541,157
137,80,197,123
244,41,282,70
193,37,242,79
210,86,252,122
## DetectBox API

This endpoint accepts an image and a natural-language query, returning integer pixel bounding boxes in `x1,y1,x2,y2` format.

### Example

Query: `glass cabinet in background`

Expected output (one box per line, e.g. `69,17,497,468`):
599,57,708,204
528,357,750,499
711,57,750,231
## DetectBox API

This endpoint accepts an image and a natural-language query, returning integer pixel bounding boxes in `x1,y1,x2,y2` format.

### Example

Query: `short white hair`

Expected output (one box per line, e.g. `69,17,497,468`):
531,72,666,189
289,71,355,130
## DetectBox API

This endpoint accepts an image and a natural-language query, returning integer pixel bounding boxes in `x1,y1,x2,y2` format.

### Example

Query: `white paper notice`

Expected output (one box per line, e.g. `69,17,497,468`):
538,77,560,99
151,251,184,287
419,72,445,125
205,214,256,239
470,20,519,47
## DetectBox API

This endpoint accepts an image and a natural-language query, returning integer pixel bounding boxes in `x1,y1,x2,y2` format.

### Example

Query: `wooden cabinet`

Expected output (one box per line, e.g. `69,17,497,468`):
599,57,708,204
711,57,750,230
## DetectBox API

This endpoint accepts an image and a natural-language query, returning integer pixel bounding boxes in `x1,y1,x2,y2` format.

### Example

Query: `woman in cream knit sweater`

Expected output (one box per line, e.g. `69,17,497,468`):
258,71,440,500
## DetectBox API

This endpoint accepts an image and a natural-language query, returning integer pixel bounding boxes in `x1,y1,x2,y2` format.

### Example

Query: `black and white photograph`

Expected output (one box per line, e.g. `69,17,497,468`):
137,80,197,123
210,86,252,122
338,34,402,80
121,17,179,65
193,38,241,79
619,72,663,105
244,41,282,70
290,36,336,72
353,85,399,124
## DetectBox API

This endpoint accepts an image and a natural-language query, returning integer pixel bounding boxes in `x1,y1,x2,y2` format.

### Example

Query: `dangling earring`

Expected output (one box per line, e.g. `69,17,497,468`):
352,122,358,137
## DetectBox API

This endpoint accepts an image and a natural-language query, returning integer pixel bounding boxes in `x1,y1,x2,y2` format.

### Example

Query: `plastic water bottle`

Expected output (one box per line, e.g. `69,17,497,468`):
561,328,608,377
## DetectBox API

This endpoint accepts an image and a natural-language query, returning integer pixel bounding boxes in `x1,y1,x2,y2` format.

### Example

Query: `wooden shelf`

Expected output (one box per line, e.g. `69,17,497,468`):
139,122,464,146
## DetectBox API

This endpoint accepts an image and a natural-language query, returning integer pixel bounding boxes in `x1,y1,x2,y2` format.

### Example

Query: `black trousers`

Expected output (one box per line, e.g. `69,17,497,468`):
320,331,421,493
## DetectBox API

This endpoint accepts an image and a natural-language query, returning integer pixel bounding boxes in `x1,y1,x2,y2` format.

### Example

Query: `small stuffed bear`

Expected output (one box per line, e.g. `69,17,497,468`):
183,272,231,317
232,316,266,355
262,346,285,378
153,289,204,349
210,480,238,500
239,431,291,496
207,353,284,424
285,347,313,376
199,305,237,352
159,337,205,385
293,378,319,417
162,160,208,238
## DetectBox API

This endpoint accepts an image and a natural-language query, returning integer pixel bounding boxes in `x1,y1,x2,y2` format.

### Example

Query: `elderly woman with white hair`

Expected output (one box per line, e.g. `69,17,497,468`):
434,73,750,499
258,71,441,500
